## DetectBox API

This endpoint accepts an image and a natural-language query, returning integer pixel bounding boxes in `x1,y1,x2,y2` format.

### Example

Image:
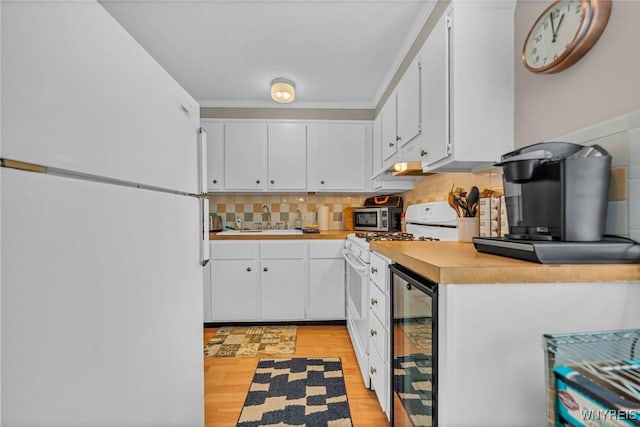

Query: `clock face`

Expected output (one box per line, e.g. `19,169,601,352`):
523,0,593,73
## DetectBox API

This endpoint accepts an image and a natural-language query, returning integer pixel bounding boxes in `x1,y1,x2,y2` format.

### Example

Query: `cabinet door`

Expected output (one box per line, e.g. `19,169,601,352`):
267,123,307,191
210,259,260,321
309,258,345,320
260,259,306,320
371,114,383,178
381,96,398,163
224,123,268,190
420,10,450,167
396,57,421,147
307,123,367,192
203,121,224,191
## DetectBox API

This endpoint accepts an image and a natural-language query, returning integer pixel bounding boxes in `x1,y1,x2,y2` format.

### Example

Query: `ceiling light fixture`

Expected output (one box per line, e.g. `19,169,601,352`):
270,78,295,103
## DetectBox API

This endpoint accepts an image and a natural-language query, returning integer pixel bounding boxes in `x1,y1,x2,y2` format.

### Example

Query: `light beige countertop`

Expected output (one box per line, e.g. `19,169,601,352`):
370,240,640,284
209,230,352,240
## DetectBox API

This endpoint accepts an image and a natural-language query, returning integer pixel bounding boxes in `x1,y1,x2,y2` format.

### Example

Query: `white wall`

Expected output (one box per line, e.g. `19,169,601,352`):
514,1,640,147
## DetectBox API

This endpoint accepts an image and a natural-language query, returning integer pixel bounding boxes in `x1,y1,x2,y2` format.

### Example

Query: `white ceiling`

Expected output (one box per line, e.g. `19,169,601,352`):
100,0,434,109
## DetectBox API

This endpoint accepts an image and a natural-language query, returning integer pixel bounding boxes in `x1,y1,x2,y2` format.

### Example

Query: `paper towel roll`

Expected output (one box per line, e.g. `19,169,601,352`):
317,205,330,231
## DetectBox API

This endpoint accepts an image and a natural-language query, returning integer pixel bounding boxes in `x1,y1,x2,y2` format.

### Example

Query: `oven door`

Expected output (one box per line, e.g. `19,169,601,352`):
354,208,383,231
343,249,370,385
390,263,437,427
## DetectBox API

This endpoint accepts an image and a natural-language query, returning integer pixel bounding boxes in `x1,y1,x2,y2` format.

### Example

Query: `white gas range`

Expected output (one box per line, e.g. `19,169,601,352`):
343,201,458,386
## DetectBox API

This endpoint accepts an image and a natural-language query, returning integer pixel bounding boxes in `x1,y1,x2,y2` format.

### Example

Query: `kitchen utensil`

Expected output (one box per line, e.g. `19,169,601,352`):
467,186,479,217
448,192,461,217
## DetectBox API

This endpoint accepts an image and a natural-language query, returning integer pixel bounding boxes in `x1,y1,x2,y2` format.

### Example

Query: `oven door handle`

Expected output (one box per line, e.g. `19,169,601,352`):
343,250,368,272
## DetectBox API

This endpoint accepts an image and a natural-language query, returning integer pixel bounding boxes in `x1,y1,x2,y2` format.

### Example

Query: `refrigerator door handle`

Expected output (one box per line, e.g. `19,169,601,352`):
198,127,207,195
201,198,210,266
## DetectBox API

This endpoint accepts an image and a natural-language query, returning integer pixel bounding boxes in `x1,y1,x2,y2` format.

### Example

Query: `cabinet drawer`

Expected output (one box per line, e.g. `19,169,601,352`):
210,241,258,259
309,240,344,258
260,241,307,259
369,344,388,415
370,252,389,292
369,309,387,359
369,280,387,326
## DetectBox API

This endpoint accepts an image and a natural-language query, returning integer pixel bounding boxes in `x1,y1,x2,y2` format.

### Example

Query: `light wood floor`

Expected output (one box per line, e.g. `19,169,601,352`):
204,325,389,426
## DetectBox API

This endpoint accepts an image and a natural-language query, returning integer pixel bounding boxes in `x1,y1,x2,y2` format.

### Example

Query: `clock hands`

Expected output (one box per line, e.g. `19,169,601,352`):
549,11,565,43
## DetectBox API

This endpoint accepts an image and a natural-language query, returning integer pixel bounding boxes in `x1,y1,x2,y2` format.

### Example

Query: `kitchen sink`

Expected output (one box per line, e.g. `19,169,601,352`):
216,229,303,235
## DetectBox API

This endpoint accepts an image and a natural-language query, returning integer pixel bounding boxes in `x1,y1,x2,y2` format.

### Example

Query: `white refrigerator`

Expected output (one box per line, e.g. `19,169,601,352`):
1,1,208,426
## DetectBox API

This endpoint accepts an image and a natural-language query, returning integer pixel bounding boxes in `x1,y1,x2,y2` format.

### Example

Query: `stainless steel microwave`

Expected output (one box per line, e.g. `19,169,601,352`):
353,207,403,232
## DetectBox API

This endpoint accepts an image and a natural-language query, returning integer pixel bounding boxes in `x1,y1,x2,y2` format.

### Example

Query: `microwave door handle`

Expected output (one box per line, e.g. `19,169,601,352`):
343,250,367,272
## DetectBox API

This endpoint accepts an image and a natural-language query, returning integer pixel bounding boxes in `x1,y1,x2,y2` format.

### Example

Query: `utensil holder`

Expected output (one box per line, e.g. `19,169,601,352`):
458,217,480,242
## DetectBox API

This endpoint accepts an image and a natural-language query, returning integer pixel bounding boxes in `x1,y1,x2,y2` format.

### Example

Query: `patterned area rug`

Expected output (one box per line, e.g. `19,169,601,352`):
401,320,432,351
237,358,353,427
204,326,297,357
394,354,433,427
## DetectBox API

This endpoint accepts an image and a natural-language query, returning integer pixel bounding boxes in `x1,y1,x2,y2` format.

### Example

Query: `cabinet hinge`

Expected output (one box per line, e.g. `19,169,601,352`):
418,62,421,71
447,15,452,29
446,142,452,155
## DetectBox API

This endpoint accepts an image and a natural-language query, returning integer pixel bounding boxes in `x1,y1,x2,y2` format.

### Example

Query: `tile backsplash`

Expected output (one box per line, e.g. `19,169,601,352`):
401,168,504,207
208,194,367,230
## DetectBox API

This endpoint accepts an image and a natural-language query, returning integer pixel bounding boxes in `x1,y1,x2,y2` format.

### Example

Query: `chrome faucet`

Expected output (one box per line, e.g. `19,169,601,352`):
262,205,272,229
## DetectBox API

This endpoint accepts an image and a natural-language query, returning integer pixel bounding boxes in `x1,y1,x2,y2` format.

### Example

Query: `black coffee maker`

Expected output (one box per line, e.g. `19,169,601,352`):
473,141,640,263
499,141,610,242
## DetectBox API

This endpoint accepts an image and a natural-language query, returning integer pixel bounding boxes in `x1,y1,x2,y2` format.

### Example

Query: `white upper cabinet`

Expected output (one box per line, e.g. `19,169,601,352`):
421,2,515,172
380,58,421,171
267,123,307,191
371,114,383,178
395,57,421,148
224,123,268,190
2,1,200,194
376,1,514,173
415,8,448,166
307,123,368,192
381,96,398,164
202,121,225,191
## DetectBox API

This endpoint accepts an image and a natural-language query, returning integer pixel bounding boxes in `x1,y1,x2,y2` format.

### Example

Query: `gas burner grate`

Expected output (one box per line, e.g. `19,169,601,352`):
354,231,440,242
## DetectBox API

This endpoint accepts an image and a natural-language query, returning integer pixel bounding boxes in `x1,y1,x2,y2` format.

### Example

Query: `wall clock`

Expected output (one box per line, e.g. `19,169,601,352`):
522,0,611,74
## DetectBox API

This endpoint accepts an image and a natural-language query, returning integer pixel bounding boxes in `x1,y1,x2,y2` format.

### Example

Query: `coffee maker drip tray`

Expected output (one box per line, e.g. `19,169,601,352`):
472,236,640,264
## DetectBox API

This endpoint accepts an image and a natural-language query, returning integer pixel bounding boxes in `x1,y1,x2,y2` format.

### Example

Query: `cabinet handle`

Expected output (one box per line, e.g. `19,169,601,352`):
320,180,325,185
370,366,377,375
370,298,378,305
388,142,394,147
256,179,261,184
420,149,428,157
270,179,275,184
212,179,218,184
263,267,268,272
396,135,402,142
246,267,252,272
371,266,378,274
370,328,377,337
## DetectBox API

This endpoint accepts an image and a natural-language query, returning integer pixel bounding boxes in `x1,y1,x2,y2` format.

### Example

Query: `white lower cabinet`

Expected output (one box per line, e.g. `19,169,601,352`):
209,241,260,321
369,251,391,418
308,240,346,320
211,259,260,321
208,240,345,322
